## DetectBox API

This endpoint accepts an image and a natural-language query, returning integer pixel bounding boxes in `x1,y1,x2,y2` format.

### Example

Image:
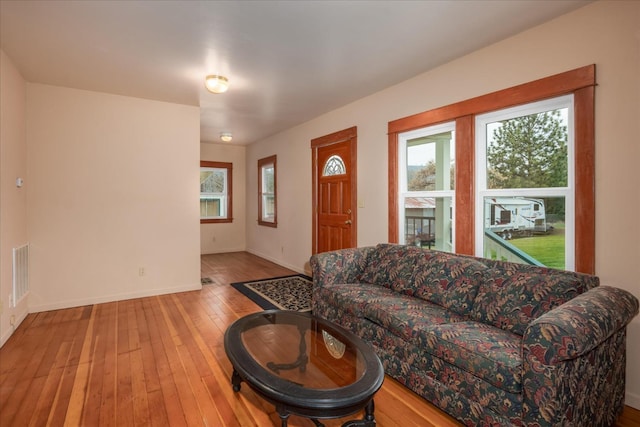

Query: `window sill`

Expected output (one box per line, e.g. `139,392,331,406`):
201,218,233,224
258,220,277,228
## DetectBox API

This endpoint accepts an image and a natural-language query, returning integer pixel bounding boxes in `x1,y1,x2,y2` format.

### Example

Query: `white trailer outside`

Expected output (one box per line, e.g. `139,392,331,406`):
484,197,548,239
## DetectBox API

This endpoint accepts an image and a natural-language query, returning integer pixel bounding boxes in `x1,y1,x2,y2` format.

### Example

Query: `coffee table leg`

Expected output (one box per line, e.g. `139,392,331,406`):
364,399,375,425
341,399,376,427
276,407,289,427
231,368,242,392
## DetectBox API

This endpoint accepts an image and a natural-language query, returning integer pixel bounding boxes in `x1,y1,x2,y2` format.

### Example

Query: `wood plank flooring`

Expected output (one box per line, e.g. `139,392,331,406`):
1,251,639,426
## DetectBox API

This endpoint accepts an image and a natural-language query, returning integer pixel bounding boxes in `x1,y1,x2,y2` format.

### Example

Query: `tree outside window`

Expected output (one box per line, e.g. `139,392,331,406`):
487,109,568,190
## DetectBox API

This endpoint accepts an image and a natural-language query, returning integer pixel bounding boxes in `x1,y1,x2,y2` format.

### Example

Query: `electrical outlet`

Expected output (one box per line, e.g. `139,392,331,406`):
139,267,145,277
10,315,16,327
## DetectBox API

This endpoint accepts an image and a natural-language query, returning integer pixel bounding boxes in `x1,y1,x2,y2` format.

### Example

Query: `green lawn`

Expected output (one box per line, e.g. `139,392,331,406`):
509,227,565,269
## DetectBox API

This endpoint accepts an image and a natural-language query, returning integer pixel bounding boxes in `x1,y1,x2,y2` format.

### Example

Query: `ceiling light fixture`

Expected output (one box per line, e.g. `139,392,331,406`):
220,132,233,142
205,75,229,94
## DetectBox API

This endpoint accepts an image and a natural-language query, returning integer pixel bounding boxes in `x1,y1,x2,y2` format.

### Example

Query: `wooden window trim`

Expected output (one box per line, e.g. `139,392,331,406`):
200,160,233,224
258,155,277,227
388,65,596,273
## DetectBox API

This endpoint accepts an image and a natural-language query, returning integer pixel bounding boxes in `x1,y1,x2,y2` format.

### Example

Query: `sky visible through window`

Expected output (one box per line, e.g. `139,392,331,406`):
407,132,455,166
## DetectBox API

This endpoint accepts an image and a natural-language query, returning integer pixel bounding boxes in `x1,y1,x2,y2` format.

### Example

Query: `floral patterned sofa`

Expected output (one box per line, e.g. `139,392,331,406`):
310,243,639,426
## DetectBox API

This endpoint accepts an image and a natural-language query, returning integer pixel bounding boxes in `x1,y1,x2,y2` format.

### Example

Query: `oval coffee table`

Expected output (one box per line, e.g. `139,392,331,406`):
224,310,384,427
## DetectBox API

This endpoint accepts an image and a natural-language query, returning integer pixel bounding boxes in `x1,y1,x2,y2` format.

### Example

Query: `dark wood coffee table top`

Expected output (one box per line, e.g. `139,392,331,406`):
224,310,384,427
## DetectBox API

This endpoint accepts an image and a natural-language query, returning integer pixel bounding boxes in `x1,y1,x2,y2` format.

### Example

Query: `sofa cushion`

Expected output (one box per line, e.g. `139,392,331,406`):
359,243,424,290
409,251,488,317
421,321,523,394
358,320,523,423
313,282,398,317
471,262,593,335
362,294,466,343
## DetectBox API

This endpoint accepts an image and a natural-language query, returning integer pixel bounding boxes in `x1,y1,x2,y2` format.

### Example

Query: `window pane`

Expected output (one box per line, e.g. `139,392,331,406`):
486,108,568,189
406,130,455,191
200,168,226,193
404,196,453,252
322,155,346,176
482,196,565,269
263,166,275,192
200,198,223,218
262,195,275,222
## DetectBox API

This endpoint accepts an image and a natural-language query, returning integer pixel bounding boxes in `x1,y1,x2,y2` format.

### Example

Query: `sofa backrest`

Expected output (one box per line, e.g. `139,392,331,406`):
470,260,600,335
359,243,425,291
360,244,488,317
359,243,600,336
410,251,489,317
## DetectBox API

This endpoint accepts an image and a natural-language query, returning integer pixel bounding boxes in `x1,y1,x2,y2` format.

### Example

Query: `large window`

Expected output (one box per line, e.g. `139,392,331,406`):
388,65,595,273
398,122,455,252
200,161,232,224
476,96,574,269
258,155,277,227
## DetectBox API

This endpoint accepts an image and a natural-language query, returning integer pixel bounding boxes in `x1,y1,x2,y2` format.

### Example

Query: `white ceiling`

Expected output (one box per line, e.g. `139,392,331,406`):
0,0,590,145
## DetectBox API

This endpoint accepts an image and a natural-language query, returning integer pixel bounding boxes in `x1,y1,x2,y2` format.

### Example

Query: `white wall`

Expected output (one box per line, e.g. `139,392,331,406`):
200,142,246,254
246,1,640,407
26,84,201,312
0,50,29,346
246,139,311,273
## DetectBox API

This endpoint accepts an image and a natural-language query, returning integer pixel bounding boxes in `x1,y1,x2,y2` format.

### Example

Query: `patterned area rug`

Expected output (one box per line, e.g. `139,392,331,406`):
231,274,312,312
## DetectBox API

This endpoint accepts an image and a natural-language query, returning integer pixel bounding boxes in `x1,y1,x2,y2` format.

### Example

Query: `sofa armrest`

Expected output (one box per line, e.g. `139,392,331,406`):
309,246,374,288
523,286,638,363
521,286,638,426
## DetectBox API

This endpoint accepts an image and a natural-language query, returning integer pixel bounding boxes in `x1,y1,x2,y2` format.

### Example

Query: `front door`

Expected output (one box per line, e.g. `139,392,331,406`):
311,127,357,254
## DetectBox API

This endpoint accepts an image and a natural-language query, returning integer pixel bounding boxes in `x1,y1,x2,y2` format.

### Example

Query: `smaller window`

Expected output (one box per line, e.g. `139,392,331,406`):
399,122,456,253
258,155,277,227
322,155,346,176
200,161,232,224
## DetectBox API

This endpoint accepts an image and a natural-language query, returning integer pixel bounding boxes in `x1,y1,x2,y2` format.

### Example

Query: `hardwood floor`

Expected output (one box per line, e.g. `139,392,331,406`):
1,251,639,426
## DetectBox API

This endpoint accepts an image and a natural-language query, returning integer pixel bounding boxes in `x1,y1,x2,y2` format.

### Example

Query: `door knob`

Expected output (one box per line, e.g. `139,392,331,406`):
345,220,352,225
